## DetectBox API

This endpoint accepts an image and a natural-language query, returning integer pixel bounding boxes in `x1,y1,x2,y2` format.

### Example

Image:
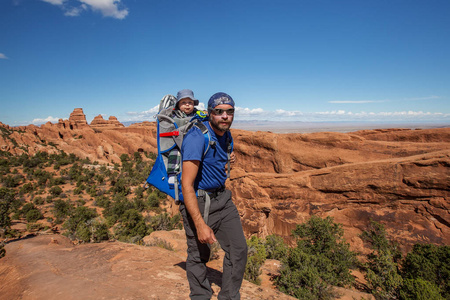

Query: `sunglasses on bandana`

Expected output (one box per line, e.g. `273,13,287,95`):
211,108,235,116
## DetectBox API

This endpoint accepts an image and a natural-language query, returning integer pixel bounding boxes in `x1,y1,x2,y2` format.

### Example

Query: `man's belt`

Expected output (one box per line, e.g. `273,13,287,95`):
205,186,225,198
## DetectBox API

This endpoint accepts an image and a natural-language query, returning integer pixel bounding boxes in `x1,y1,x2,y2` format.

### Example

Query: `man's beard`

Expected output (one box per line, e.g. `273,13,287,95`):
209,116,232,133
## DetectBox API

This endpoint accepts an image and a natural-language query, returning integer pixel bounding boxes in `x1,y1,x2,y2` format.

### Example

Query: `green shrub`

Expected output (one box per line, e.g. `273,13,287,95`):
114,209,148,242
146,191,161,208
402,244,450,299
265,234,288,260
90,219,109,242
0,242,5,259
399,278,442,300
275,216,357,299
25,208,43,222
19,182,35,195
147,237,174,251
277,247,332,300
148,213,182,232
53,200,74,224
2,174,23,187
244,236,266,285
361,221,403,300
63,206,98,238
49,186,63,197
0,188,15,231
33,196,45,205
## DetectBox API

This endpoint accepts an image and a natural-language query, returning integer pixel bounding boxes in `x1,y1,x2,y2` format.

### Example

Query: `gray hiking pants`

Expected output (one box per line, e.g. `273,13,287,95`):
179,189,248,300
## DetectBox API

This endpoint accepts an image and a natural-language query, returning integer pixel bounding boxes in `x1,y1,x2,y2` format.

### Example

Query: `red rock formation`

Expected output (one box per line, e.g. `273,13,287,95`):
90,115,124,131
1,111,449,253
68,108,88,127
229,128,450,254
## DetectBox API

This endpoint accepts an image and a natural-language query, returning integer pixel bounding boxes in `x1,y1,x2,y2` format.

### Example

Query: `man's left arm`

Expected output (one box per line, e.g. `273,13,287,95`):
181,160,217,244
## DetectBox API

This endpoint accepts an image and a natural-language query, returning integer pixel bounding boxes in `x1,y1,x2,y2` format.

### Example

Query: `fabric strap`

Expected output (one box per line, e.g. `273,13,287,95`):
197,189,211,225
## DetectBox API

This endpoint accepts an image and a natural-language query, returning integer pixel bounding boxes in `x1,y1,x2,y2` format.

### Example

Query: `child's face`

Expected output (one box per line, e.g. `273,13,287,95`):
178,98,195,114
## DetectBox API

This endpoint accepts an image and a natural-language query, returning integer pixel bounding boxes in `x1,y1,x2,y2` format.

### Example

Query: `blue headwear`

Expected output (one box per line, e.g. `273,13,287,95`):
207,92,235,113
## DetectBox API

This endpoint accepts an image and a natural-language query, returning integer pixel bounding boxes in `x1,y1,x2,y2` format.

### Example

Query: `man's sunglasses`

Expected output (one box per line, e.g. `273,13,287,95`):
211,108,235,116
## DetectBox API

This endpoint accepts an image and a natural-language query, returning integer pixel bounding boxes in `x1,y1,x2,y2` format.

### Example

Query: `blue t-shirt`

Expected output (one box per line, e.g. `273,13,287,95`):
181,122,232,191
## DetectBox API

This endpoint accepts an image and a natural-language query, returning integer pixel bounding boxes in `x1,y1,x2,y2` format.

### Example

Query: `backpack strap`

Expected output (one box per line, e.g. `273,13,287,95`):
193,122,215,157
226,131,232,178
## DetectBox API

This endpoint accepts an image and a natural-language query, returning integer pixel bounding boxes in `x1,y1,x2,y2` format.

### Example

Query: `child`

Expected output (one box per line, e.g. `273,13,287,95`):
167,89,204,181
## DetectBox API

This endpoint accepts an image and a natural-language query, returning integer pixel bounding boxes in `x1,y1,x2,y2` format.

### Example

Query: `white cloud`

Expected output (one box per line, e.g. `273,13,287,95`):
41,0,66,5
80,0,128,19
0,53,8,59
125,105,160,121
41,0,128,19
32,116,60,125
64,5,86,16
405,96,440,101
328,100,387,104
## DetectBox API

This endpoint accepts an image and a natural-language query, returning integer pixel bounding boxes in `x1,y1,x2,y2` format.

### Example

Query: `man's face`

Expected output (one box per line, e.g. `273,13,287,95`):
178,98,195,115
208,104,234,135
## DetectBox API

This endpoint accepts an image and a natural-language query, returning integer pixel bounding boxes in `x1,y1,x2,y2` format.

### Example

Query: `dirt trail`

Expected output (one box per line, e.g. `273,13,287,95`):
0,234,296,300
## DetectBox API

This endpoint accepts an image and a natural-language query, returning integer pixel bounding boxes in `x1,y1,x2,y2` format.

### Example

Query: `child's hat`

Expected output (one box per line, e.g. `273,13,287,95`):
176,89,199,106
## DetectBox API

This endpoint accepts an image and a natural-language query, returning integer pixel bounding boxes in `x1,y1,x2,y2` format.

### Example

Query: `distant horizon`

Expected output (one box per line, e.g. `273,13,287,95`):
3,117,448,134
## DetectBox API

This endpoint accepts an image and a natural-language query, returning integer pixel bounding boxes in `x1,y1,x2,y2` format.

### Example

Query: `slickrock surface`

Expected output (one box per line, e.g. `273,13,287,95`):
1,233,374,300
0,234,297,300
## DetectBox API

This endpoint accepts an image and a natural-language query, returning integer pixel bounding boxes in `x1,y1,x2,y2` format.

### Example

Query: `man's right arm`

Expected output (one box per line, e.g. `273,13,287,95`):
181,160,217,244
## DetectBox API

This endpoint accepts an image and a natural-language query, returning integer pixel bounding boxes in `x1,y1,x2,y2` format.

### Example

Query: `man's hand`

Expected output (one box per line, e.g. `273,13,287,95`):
229,152,236,164
196,223,217,244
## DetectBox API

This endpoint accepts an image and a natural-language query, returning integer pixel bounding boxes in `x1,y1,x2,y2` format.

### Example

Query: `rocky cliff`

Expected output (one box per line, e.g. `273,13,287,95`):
0,111,449,253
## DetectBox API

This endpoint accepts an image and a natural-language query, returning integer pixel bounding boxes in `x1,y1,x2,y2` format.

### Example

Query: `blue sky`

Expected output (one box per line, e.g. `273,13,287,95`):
1,0,449,126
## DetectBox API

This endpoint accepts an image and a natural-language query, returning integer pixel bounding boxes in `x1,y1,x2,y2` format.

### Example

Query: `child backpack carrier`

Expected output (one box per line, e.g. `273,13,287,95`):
145,94,233,204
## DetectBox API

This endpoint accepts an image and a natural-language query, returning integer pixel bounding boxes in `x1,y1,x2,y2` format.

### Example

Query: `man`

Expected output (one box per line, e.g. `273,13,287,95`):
180,92,247,300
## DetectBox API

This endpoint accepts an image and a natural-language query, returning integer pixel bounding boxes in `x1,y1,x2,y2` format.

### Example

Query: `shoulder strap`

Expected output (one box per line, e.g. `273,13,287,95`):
193,122,215,157
193,123,233,178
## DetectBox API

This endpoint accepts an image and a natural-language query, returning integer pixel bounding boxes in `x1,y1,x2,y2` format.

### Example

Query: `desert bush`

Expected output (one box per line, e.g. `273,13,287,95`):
25,208,43,222
401,243,450,299
114,209,148,242
53,199,74,224
0,188,15,232
1,174,23,188
277,246,331,300
146,191,160,208
265,234,288,260
93,195,110,208
275,216,357,300
73,186,84,195
49,176,65,186
49,186,63,197
90,219,109,242
0,242,5,259
19,182,35,195
33,196,45,205
148,213,182,232
398,278,442,300
63,206,98,238
103,195,134,224
360,221,403,300
111,177,131,196
245,236,266,285
147,237,174,251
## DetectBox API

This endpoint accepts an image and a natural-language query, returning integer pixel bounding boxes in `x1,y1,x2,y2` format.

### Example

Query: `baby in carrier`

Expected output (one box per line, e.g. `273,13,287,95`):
167,89,205,182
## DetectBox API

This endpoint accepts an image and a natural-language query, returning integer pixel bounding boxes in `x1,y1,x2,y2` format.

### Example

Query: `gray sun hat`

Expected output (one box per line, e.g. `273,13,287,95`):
176,89,199,106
